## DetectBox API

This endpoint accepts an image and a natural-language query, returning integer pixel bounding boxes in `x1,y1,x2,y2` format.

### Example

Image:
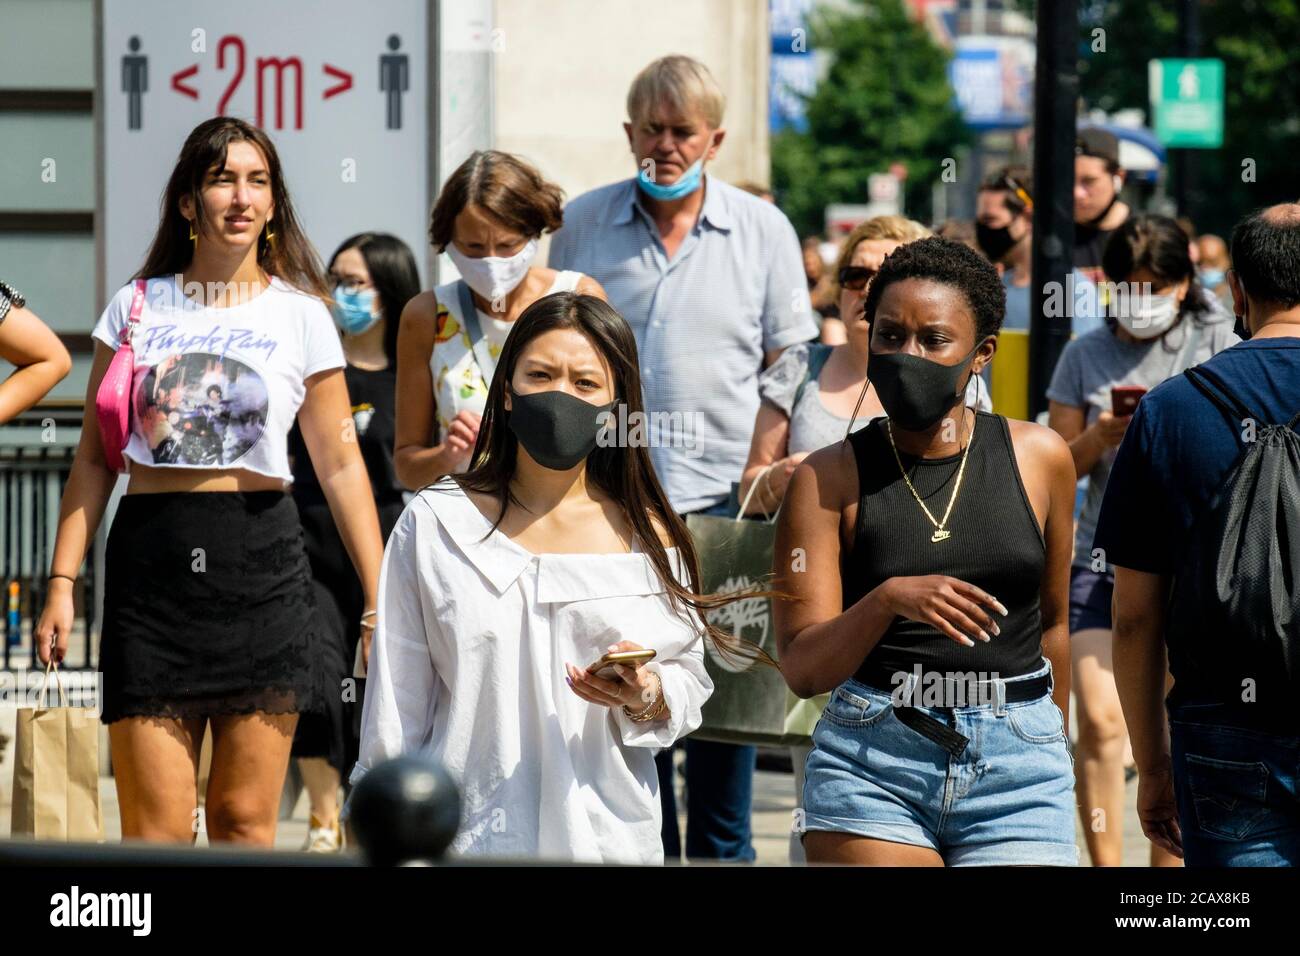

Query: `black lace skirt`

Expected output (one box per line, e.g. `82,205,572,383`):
98,491,323,725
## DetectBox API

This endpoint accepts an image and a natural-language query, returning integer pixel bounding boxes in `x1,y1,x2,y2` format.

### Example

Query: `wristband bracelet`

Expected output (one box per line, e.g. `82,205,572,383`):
623,672,666,722
48,573,76,585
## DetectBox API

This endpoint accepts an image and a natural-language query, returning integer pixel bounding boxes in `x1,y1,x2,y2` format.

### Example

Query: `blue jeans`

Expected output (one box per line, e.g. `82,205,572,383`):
802,661,1078,865
656,740,757,862
1169,703,1300,866
657,496,757,862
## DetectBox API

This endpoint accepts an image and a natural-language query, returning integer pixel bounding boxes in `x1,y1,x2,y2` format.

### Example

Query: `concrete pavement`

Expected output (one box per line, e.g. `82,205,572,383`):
1,747,1156,865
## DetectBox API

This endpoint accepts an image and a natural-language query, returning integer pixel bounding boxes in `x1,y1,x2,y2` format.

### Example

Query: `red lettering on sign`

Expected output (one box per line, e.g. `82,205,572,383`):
171,64,199,99
256,57,303,129
216,35,245,116
322,64,353,99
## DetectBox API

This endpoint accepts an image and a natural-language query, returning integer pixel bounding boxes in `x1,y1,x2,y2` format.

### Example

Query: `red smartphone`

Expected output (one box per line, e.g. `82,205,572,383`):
1111,386,1147,417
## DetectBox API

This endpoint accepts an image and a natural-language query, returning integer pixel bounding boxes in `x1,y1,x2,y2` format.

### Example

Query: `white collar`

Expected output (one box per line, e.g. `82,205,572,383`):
420,480,687,602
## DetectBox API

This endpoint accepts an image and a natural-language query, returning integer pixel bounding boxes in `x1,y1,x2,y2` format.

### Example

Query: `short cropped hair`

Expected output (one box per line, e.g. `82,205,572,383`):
1230,204,1300,309
862,236,1007,341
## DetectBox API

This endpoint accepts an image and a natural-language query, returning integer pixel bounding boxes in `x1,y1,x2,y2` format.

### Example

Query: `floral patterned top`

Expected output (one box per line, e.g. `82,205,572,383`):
428,271,583,445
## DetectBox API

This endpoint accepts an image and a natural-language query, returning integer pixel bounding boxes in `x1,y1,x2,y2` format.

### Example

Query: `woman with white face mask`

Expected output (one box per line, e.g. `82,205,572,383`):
1046,215,1237,868
394,151,606,487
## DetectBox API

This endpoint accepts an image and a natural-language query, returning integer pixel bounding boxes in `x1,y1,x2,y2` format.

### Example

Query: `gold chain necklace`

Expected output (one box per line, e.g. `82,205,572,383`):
886,412,975,543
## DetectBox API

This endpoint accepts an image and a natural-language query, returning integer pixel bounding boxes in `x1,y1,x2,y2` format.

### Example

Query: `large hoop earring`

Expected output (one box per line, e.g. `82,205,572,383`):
263,223,276,253
188,221,198,252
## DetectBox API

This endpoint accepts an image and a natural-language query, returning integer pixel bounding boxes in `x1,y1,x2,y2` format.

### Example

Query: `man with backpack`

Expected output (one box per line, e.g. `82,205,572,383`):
1094,203,1300,866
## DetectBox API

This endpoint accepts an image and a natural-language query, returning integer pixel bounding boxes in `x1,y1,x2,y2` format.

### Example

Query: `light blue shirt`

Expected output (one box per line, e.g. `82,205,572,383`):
548,176,817,513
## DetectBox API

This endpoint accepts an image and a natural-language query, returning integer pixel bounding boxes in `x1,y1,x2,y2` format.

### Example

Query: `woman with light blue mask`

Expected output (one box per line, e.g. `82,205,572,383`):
285,231,421,853
1196,233,1235,313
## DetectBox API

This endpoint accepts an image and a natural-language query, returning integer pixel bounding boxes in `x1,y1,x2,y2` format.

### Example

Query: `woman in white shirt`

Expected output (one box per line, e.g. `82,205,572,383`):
352,291,773,863
394,150,605,487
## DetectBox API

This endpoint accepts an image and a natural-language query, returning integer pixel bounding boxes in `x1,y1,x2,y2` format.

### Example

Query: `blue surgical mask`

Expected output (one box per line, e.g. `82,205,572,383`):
637,156,705,201
1200,268,1226,288
331,287,379,335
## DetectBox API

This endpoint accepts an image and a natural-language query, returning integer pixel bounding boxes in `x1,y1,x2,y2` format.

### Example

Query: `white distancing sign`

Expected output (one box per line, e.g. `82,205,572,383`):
101,0,431,299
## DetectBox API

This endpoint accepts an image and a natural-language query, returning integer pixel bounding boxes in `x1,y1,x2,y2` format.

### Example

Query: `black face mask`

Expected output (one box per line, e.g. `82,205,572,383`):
1234,311,1252,341
869,343,982,432
975,221,1019,263
1080,189,1118,230
507,389,615,471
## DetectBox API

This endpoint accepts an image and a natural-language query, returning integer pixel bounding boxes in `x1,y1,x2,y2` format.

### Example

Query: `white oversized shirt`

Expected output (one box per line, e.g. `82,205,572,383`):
349,480,713,864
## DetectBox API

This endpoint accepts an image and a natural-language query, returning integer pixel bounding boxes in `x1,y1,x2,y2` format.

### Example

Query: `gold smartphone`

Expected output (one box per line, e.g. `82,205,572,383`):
585,649,656,679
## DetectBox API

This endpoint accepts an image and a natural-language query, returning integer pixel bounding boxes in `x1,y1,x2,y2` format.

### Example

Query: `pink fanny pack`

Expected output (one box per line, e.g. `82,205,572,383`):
95,278,146,473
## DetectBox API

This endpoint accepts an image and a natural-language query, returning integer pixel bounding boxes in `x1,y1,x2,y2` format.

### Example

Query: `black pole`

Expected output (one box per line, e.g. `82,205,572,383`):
1172,0,1201,217
1028,0,1079,419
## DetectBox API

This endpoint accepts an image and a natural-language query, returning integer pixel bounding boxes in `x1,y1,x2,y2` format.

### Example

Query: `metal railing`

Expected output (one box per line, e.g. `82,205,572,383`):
1,402,100,673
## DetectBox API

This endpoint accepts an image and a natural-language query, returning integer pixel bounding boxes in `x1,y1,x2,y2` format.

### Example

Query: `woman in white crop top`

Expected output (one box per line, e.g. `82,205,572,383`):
394,151,605,488
34,117,385,848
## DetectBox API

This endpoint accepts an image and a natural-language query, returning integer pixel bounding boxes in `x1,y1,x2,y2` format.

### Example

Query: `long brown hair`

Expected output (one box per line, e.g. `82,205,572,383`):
452,292,778,670
135,116,329,298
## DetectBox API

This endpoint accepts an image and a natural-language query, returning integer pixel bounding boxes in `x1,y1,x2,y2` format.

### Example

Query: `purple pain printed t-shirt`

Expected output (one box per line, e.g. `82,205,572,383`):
91,275,345,482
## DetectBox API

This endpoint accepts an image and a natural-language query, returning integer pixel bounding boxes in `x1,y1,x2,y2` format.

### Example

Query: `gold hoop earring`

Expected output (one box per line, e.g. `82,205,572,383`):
263,224,276,252
188,221,198,252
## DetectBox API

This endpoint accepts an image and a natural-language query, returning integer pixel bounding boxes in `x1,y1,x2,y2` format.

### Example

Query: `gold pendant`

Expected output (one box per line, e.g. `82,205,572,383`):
930,529,951,543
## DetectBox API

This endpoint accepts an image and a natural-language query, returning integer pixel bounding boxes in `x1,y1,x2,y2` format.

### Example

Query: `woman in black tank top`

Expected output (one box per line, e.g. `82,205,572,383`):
774,238,1079,866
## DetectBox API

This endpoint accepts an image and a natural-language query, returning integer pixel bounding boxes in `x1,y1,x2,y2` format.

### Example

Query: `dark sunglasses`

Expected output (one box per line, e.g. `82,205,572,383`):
838,266,878,291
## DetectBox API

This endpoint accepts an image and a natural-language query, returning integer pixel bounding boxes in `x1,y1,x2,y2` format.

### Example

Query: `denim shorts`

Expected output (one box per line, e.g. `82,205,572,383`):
802,660,1079,865
1169,703,1300,867
1069,565,1114,633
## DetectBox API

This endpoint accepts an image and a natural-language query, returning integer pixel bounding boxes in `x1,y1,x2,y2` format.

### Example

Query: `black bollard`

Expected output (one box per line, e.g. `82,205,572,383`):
348,756,461,866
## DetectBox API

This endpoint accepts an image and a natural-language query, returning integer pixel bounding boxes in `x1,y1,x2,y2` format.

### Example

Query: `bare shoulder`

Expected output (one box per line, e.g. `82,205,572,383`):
791,437,858,514
574,273,607,300
401,290,441,326
1005,417,1073,474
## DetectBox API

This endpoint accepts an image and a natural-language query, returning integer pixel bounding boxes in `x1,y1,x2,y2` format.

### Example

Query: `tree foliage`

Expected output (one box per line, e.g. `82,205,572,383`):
771,0,971,237
1077,0,1299,236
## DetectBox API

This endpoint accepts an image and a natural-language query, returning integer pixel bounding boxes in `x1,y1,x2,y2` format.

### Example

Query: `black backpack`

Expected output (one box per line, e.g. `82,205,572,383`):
1169,364,1300,707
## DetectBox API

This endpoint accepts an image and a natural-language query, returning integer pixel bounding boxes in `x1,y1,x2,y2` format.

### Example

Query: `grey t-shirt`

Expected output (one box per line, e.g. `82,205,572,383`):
760,342,992,456
1045,300,1238,570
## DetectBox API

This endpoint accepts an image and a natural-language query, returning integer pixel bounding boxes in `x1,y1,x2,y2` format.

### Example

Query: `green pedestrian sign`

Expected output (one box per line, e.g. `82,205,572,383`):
1149,58,1224,148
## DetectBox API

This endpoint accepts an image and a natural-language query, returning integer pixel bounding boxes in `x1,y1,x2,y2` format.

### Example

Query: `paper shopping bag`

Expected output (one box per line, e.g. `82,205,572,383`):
9,662,103,841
